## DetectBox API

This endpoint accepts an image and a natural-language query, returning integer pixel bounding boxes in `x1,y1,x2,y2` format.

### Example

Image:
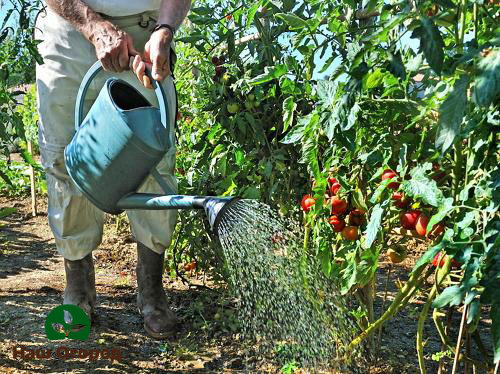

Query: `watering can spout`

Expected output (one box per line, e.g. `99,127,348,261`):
115,193,238,232
202,197,239,232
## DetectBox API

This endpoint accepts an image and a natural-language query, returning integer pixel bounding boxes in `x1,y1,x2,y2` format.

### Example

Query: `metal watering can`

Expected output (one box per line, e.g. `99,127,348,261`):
64,61,237,232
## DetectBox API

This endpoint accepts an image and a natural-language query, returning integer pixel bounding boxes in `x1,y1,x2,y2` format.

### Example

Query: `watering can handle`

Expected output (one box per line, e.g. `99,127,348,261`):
74,60,169,132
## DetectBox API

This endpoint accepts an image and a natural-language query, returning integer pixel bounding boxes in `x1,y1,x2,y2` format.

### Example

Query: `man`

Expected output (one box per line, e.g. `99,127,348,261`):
35,0,191,339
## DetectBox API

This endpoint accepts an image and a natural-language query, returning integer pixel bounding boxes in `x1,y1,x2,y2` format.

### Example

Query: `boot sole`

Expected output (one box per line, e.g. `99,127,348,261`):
143,322,177,340
137,307,178,339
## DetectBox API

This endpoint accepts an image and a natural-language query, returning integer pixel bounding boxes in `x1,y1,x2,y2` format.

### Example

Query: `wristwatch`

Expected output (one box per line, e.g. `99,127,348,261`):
152,23,176,37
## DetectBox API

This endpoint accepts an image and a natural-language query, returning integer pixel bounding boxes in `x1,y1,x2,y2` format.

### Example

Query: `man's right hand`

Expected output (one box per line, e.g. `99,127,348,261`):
88,21,138,72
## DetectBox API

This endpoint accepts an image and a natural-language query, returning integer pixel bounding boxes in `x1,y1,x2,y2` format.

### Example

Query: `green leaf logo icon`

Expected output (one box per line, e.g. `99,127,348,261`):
45,305,90,341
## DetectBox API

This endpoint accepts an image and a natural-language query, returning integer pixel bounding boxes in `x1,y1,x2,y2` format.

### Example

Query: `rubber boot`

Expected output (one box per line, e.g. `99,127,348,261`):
63,254,96,322
136,242,178,339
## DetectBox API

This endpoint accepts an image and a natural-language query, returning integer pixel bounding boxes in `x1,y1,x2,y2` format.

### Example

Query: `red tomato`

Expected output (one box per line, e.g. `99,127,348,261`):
400,210,420,230
392,192,411,209
331,196,348,215
328,177,341,195
349,209,365,226
341,226,359,241
381,169,400,190
415,214,429,236
330,182,341,195
329,215,346,232
432,252,460,268
301,195,315,212
328,176,337,185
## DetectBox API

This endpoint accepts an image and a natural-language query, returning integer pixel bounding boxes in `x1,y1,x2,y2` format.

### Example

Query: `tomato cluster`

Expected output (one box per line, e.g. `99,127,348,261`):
383,169,445,239
301,176,366,241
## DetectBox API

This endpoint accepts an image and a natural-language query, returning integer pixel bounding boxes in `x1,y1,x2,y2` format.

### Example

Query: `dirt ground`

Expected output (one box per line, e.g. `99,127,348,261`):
0,195,494,373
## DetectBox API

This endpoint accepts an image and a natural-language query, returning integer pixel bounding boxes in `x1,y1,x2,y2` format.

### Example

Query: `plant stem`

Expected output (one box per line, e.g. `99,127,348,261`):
458,0,468,52
347,264,428,352
452,304,468,374
452,140,464,203
417,259,451,374
417,287,436,374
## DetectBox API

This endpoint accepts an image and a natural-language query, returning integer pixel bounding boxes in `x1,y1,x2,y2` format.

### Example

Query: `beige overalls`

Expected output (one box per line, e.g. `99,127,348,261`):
35,7,178,260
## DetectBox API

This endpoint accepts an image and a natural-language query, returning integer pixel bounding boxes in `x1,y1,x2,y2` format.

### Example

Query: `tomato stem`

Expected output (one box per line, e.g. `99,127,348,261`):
416,257,451,374
347,263,429,352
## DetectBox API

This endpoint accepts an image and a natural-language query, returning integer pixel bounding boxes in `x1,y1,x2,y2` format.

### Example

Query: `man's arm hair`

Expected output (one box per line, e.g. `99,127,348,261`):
157,0,191,30
44,0,105,42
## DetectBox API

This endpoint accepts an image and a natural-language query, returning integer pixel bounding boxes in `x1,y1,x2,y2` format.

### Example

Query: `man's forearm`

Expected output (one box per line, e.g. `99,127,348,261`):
44,0,106,42
157,0,191,30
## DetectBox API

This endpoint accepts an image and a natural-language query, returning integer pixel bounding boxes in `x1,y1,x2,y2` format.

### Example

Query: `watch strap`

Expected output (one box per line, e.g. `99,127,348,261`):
152,23,176,36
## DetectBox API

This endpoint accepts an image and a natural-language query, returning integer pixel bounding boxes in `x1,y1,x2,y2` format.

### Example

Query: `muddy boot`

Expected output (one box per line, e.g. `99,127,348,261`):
137,242,179,339
63,254,96,322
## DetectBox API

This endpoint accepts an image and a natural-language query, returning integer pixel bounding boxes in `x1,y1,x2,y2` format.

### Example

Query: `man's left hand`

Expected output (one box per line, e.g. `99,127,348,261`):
131,28,173,88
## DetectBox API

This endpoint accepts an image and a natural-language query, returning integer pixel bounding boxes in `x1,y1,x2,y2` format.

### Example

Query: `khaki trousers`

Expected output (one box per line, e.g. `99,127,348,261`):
35,8,178,260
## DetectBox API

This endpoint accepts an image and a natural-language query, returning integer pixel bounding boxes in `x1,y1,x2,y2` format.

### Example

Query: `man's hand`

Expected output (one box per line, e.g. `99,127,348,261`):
90,21,138,72
131,28,173,88
45,0,138,72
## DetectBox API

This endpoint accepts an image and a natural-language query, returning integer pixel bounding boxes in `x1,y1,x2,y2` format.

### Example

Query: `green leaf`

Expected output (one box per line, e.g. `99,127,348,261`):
402,164,444,207
235,149,245,166
363,69,385,89
318,247,332,277
0,207,17,219
433,285,464,308
387,51,407,79
427,197,454,232
364,204,384,248
457,211,477,229
473,48,500,107
344,102,361,131
275,13,308,30
411,17,445,75
249,64,288,85
176,35,205,43
435,75,470,154
370,179,392,204
302,138,320,181
282,96,296,133
246,0,263,30
316,80,338,108
281,113,314,144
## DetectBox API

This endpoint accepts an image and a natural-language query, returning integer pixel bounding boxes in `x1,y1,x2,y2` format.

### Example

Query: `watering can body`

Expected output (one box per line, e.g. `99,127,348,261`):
64,61,236,231
65,61,174,214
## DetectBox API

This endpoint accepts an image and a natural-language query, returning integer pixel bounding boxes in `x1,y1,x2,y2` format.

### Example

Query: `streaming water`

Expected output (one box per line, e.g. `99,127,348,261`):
215,199,364,370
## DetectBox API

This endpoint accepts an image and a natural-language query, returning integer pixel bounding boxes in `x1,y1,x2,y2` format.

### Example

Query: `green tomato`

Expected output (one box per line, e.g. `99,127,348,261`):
248,94,255,101
227,103,239,114
244,101,254,111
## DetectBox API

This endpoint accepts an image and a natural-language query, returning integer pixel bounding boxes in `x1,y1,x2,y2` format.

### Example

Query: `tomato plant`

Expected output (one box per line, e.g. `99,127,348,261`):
2,0,498,370
0,1,43,191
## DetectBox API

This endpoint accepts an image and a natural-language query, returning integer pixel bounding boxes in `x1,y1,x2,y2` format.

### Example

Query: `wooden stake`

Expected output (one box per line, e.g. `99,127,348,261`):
465,332,471,373
27,141,37,217
452,305,468,374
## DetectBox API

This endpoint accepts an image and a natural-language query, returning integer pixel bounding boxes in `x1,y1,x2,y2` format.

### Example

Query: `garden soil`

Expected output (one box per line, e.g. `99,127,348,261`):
0,196,492,373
